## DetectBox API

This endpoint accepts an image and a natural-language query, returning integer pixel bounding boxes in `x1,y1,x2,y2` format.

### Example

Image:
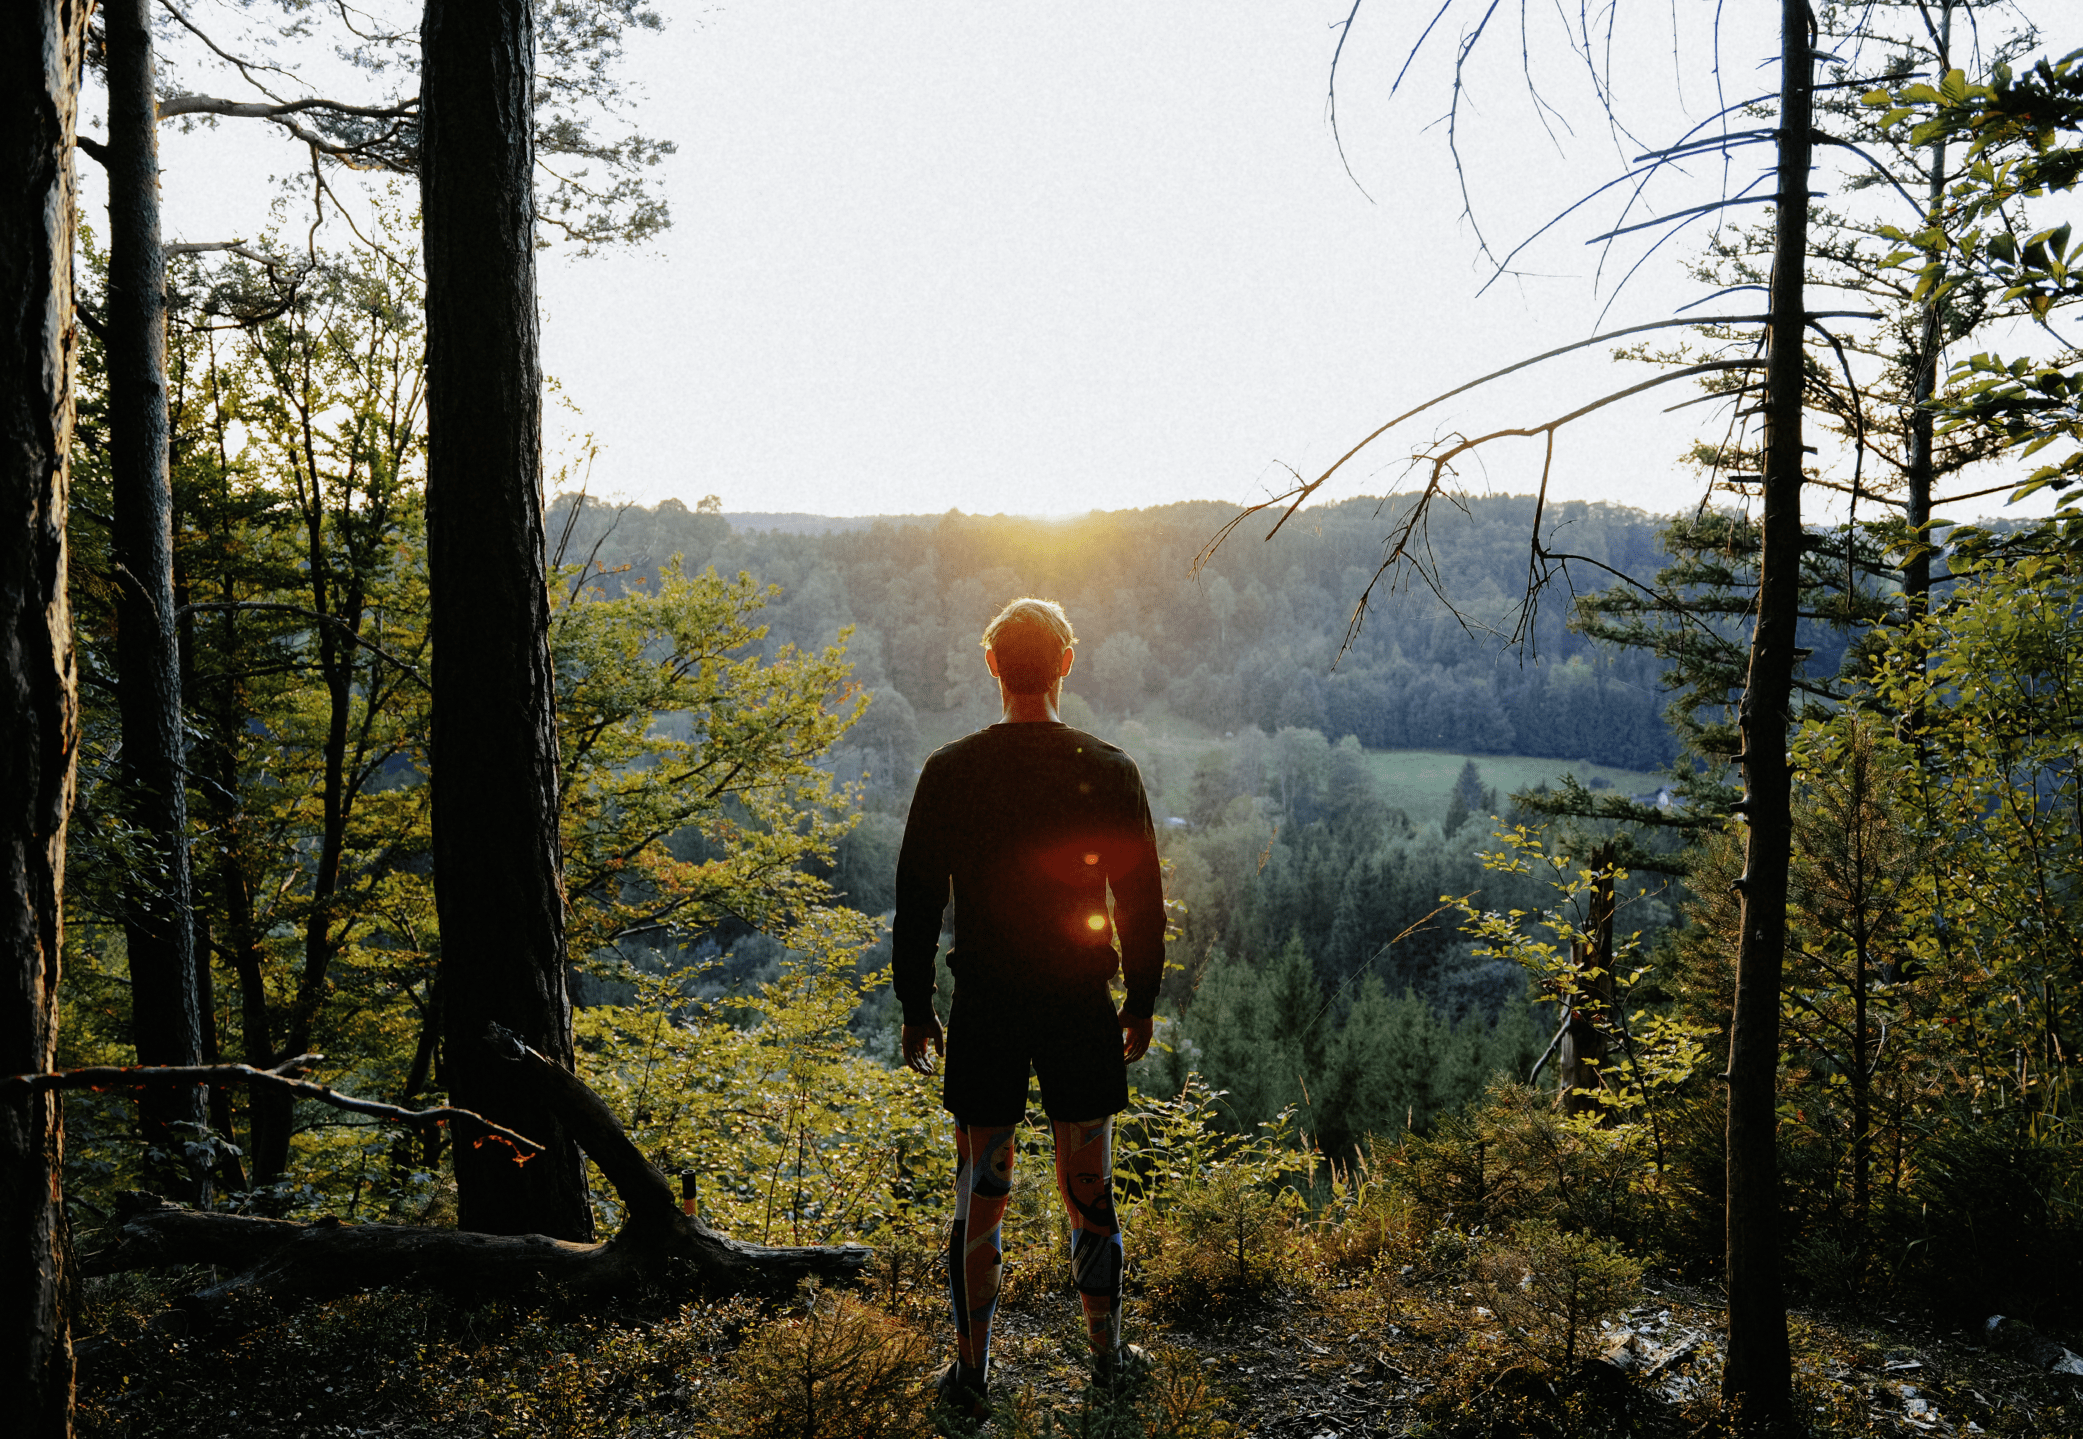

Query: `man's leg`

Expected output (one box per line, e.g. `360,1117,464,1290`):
1050,1116,1122,1358
948,1120,1018,1386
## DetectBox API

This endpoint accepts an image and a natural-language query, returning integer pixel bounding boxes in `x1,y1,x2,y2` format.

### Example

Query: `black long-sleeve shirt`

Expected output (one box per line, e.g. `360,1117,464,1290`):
891,722,1165,1026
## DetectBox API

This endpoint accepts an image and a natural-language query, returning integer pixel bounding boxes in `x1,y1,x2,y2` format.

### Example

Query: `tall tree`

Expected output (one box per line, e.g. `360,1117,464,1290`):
421,0,591,1240
1221,0,1864,1423
1,0,87,1428
105,0,208,1190
1718,6,1810,1421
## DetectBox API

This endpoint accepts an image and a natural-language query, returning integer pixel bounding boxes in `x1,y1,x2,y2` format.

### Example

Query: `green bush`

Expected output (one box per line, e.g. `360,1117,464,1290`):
1136,1158,1297,1319
991,1345,1235,1439
1395,1080,1664,1246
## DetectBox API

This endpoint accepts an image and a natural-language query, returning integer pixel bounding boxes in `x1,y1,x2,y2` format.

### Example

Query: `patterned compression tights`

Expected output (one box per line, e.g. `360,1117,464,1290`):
948,1117,1122,1379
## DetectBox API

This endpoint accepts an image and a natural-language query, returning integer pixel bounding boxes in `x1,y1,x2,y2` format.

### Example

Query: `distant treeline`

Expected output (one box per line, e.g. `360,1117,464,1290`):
549,493,1680,772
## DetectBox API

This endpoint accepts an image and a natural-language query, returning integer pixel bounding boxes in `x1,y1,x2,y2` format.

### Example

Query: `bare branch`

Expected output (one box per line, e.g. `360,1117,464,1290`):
1326,0,1376,202
165,241,284,270
156,0,300,98
0,1055,543,1160
1389,0,1459,100
158,94,416,123
1585,192,1788,244
1813,132,1940,220
1197,312,1803,573
1336,359,1764,651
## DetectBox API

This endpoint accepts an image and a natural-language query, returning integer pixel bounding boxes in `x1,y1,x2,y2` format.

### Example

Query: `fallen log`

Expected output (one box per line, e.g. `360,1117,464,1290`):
65,1025,869,1318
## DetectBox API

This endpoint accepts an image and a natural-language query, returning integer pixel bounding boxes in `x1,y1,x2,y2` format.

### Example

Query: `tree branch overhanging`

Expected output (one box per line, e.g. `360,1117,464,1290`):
1,1054,541,1160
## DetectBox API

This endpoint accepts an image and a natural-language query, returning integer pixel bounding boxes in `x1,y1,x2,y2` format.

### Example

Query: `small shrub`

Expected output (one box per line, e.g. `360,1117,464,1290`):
76,1289,759,1438
1474,1219,1644,1374
1136,1159,1296,1318
869,1212,950,1327
712,1286,935,1439
1399,1081,1662,1245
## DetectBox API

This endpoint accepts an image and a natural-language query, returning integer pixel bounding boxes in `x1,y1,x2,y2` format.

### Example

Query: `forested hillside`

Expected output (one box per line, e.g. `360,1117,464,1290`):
550,495,1686,771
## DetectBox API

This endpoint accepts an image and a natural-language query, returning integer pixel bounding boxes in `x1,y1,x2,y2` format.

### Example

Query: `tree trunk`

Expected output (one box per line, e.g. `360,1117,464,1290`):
421,0,591,1241
1901,2,1952,625
0,1,88,1429
1722,0,1810,1427
249,484,370,1186
106,0,207,1195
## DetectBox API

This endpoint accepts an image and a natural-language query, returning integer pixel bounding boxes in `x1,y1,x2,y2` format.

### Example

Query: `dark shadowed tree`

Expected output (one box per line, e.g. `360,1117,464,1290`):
1,0,87,1429
105,0,209,1194
421,0,591,1240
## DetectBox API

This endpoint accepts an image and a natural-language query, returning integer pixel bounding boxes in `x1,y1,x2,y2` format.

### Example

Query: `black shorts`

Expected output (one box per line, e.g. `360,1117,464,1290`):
941,985,1127,1125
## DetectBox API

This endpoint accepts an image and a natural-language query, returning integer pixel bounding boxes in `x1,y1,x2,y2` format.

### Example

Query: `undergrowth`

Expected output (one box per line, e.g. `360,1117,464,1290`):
72,1074,2083,1438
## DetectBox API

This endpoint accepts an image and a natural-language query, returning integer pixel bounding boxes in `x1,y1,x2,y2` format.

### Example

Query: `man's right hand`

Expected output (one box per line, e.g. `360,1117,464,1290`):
902,1017,945,1076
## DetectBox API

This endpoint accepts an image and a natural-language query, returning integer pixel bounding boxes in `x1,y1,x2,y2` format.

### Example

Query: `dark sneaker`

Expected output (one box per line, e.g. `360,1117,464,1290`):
933,1360,991,1434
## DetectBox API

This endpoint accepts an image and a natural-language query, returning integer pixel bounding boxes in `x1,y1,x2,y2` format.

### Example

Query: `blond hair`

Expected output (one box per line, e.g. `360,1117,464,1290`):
981,597,1076,695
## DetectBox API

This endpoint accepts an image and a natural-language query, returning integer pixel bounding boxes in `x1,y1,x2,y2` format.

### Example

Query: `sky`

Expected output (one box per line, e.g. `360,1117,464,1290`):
126,1,2076,523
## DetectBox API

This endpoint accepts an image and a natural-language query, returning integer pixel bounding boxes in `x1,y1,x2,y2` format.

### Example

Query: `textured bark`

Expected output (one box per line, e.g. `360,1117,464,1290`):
0,1,87,1430
421,0,591,1241
105,0,208,1185
1721,1,1810,1427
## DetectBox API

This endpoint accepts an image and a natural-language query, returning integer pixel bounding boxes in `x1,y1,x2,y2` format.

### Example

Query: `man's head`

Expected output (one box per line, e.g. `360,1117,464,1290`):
981,597,1076,695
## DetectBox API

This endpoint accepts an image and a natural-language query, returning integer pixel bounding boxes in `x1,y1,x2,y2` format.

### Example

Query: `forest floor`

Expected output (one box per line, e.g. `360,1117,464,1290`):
74,1257,2083,1438
982,1275,2083,1439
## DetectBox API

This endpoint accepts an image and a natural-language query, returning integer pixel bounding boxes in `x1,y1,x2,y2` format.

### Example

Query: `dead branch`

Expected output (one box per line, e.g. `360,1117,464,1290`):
1195,309,1879,569
1,1054,540,1159
73,1028,871,1321
157,94,416,123
165,242,280,268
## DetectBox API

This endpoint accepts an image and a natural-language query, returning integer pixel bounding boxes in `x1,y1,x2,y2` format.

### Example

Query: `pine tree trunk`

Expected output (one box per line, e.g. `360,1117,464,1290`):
421,0,593,1241
1721,0,1809,1426
105,0,207,1193
1,1,88,1429
1903,2,1952,624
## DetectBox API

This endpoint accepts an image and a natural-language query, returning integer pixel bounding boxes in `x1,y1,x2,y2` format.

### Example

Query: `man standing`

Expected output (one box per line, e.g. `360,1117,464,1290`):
894,597,1164,1423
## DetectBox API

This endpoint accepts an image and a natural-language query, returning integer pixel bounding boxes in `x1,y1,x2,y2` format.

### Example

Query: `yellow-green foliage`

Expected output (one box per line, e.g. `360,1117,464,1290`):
1124,1079,1310,1317
1455,826,1714,1127
1397,1080,1665,1244
1302,1138,1420,1273
577,960,949,1245
551,557,872,959
711,1287,935,1439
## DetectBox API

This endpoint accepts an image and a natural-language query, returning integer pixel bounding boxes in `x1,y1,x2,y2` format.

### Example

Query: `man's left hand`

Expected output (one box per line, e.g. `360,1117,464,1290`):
1119,1010,1154,1063
902,1017,945,1076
